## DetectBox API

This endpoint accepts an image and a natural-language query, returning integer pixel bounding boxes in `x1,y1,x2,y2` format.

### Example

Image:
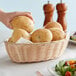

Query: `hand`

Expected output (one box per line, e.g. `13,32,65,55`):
0,10,34,29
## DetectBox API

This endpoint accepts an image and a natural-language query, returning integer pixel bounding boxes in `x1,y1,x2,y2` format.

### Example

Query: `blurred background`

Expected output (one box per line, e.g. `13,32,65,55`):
0,0,76,42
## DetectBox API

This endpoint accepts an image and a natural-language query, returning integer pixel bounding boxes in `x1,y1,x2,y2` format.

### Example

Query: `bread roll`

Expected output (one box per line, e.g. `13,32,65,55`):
10,16,34,33
45,22,63,30
49,28,65,41
8,29,30,43
31,29,53,43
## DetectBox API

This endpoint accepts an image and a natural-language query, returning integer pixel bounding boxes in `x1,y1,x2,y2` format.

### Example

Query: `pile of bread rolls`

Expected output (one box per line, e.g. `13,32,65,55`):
8,16,66,43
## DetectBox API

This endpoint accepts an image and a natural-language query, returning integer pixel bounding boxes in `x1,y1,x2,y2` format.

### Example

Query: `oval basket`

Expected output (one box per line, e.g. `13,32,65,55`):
5,34,69,63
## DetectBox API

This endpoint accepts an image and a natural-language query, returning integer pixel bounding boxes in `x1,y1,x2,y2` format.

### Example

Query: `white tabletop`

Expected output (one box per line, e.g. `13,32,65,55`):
0,42,76,76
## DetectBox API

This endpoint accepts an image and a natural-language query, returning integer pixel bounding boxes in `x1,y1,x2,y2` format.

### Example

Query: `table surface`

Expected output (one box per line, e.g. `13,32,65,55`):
0,42,76,76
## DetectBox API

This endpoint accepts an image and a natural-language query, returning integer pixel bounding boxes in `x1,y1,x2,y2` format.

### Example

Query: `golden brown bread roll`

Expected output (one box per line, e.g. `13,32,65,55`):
31,29,53,43
45,22,63,30
49,28,65,41
8,29,30,43
10,16,34,33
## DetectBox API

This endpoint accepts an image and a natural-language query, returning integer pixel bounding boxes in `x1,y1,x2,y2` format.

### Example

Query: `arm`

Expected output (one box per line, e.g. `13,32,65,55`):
0,10,5,22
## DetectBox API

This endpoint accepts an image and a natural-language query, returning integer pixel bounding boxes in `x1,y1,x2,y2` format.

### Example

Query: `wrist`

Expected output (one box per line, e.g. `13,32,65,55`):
0,10,5,22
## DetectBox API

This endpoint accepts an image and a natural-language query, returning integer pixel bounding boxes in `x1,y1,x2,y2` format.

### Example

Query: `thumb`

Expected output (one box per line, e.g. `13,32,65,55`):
6,22,13,29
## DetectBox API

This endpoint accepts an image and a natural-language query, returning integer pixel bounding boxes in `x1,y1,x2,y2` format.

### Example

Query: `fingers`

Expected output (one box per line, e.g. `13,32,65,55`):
13,12,32,15
11,12,34,23
24,14,35,23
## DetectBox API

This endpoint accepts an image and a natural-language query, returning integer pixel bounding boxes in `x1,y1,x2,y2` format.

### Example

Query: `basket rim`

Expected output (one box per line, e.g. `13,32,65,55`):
4,34,69,45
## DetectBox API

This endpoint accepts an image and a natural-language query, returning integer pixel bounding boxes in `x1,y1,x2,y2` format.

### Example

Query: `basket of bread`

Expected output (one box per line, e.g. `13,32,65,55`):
5,16,69,63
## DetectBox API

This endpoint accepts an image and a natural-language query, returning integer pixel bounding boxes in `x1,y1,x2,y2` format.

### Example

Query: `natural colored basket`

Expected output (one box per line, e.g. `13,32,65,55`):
5,34,69,63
